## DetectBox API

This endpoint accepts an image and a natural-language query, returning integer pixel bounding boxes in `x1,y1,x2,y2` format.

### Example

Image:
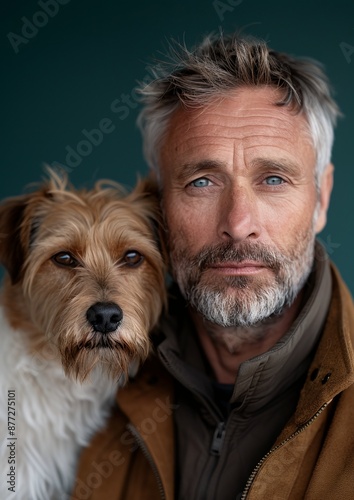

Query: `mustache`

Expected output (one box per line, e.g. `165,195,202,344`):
189,241,287,271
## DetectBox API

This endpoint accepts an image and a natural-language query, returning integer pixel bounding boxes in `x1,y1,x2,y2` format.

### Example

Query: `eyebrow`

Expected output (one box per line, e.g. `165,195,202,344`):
174,157,304,182
250,158,303,178
174,160,226,182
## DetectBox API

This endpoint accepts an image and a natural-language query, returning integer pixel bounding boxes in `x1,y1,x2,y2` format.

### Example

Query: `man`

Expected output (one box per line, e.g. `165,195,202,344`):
72,34,354,500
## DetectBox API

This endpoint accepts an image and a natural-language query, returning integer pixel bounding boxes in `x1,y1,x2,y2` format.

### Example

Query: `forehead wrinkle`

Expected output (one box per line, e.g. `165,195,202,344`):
241,133,301,149
170,90,311,142
172,119,306,152
193,113,297,129
232,135,247,173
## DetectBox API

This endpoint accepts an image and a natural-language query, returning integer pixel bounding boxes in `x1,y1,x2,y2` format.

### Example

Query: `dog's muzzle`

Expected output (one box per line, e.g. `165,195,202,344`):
86,302,123,334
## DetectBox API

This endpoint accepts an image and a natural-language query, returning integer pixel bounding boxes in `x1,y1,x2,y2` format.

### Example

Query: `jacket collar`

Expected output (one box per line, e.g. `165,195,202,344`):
278,261,354,437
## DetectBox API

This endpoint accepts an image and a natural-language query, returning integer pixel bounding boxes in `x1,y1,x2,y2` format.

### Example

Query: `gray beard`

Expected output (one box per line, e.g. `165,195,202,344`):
170,236,315,328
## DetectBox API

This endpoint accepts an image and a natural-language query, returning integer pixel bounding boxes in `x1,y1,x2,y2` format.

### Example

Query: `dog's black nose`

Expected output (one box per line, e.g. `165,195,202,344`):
86,302,123,334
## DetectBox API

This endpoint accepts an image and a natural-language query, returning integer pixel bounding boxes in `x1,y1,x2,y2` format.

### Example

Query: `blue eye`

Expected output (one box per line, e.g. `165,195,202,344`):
191,178,210,188
265,176,284,185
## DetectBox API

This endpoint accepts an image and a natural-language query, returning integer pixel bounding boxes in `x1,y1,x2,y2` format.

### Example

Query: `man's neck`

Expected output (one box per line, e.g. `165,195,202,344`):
191,293,303,384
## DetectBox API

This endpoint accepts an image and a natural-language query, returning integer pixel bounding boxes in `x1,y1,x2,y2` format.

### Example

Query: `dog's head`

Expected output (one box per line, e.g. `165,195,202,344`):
0,169,166,381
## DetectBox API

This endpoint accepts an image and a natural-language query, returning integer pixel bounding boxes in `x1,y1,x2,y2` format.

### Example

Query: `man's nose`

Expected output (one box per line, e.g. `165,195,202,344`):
217,184,261,242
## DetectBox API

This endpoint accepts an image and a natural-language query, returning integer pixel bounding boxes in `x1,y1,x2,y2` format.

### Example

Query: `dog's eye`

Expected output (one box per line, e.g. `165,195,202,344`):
52,252,79,268
123,250,144,268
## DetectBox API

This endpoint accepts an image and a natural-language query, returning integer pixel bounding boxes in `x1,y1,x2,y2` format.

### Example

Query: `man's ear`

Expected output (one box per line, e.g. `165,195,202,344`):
315,163,334,234
0,194,32,284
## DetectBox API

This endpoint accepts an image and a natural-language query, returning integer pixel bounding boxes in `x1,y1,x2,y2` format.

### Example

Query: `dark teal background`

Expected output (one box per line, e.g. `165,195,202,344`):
1,0,353,291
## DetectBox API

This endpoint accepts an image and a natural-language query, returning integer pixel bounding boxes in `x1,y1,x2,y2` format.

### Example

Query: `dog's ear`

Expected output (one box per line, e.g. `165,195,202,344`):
0,170,70,284
130,175,161,200
0,194,32,284
129,176,168,264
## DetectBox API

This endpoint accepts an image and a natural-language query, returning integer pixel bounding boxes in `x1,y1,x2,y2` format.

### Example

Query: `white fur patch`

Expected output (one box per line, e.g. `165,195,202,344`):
0,306,118,500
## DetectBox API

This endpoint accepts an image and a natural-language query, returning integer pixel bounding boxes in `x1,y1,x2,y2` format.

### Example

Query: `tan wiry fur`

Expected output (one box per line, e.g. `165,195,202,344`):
0,168,166,381
0,169,166,499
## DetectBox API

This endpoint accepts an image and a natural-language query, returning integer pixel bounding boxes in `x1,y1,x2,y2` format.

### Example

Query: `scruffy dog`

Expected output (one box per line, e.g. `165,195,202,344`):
0,170,166,500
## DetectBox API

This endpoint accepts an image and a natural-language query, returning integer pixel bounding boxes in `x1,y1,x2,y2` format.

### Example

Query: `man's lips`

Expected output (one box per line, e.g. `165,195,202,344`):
208,261,268,275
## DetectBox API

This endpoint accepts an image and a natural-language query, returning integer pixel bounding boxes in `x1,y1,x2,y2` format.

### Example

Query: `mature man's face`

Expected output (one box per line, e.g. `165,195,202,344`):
159,86,333,327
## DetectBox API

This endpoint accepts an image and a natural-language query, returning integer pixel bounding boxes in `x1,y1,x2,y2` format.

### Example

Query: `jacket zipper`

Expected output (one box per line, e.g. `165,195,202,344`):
211,421,226,455
127,423,166,500
198,421,226,499
240,402,330,500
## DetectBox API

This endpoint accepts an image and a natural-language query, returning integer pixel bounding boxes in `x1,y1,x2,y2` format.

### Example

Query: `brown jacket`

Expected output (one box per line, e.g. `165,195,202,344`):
71,265,354,500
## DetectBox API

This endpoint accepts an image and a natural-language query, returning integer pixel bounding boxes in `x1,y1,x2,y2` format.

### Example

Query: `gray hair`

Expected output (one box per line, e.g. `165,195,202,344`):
137,33,341,182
